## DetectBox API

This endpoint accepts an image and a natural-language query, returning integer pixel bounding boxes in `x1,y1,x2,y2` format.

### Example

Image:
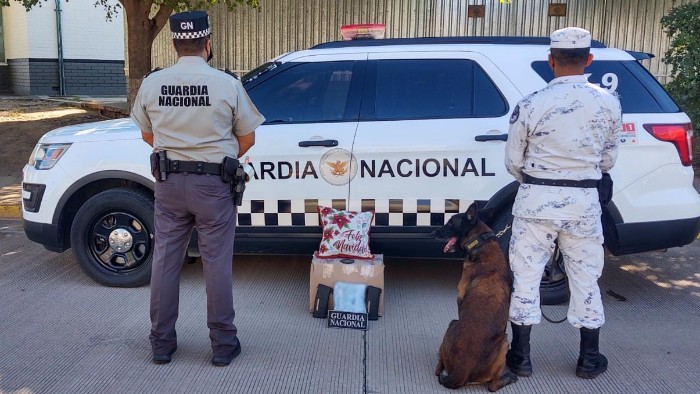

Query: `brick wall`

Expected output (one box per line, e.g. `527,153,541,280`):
5,58,126,96
0,65,11,93
62,60,126,96
7,58,30,95
27,59,58,95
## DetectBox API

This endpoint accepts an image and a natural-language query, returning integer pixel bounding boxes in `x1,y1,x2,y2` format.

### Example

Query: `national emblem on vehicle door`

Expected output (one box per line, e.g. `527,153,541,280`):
320,148,357,186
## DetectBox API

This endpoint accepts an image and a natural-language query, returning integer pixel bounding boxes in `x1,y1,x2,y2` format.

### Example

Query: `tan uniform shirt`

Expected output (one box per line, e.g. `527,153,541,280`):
505,75,622,220
131,56,265,163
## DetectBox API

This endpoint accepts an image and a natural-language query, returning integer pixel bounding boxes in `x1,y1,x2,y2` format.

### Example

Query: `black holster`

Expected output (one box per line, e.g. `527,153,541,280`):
150,151,168,182
221,156,246,206
598,173,613,205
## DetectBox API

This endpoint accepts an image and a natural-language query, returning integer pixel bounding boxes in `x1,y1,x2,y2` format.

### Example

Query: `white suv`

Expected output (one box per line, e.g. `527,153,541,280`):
22,36,700,305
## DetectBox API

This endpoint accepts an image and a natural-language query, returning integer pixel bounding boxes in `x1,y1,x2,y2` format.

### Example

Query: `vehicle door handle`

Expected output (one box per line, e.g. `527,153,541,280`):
298,139,339,147
475,134,508,142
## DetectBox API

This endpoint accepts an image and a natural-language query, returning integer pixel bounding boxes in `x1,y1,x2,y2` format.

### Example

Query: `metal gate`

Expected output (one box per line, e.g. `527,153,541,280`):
150,0,698,84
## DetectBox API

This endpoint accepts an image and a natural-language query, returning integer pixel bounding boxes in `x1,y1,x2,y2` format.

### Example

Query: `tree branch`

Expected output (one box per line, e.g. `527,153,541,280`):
151,4,174,39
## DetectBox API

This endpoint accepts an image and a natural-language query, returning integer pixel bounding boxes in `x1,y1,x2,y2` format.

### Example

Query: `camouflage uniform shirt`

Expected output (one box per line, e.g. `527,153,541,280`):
505,75,622,220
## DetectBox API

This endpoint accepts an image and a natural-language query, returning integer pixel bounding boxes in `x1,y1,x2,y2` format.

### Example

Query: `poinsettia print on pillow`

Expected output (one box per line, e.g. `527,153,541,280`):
317,206,374,259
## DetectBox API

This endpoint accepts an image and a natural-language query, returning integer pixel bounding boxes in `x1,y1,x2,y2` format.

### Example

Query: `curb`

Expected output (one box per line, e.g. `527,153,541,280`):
80,102,130,118
41,97,130,118
0,204,21,219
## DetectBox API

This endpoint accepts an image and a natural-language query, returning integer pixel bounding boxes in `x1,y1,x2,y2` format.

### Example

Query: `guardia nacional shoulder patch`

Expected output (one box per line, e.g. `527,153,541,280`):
509,105,520,124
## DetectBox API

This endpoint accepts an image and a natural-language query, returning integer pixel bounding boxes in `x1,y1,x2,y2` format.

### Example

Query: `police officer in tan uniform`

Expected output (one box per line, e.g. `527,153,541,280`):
131,10,265,366
504,27,621,379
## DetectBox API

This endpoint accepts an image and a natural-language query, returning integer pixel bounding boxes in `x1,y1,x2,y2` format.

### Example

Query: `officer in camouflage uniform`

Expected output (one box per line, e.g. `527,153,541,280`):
504,27,622,379
131,11,265,366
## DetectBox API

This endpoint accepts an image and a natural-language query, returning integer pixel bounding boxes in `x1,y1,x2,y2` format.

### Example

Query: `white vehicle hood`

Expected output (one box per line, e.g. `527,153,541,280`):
38,118,141,144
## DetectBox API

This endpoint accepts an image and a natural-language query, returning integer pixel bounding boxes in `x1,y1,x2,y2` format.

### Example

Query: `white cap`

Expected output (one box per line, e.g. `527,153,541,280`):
550,27,592,49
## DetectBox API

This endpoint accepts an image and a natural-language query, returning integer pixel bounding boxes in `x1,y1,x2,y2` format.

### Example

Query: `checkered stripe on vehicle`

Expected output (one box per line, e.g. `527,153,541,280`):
236,199,472,226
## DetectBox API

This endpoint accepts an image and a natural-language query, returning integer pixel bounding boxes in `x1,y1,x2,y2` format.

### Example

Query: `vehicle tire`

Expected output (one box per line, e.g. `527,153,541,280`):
490,205,570,306
70,188,154,287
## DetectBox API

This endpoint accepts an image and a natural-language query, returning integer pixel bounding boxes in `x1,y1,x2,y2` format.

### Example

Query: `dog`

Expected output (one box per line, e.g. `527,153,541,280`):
432,203,517,392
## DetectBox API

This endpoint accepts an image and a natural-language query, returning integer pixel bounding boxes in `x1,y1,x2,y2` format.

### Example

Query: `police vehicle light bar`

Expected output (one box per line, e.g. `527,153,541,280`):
340,24,386,40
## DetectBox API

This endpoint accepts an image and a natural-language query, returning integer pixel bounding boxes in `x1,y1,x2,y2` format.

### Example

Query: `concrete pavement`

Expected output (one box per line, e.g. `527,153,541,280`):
0,220,699,393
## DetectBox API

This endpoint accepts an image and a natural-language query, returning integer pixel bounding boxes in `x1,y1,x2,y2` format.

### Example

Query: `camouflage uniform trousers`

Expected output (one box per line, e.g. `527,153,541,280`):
508,216,605,329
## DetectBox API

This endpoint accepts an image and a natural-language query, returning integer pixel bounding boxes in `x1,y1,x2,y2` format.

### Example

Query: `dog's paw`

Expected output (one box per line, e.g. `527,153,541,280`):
488,371,518,392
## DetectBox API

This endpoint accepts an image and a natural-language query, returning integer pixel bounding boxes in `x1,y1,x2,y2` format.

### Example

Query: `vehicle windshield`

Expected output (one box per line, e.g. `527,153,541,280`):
242,62,280,85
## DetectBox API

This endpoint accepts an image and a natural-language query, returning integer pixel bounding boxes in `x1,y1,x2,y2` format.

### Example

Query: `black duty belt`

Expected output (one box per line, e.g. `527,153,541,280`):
523,174,598,188
167,160,221,175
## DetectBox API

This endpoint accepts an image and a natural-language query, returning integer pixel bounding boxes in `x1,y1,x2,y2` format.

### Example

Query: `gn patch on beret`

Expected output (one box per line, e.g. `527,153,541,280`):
170,11,210,40
550,27,591,49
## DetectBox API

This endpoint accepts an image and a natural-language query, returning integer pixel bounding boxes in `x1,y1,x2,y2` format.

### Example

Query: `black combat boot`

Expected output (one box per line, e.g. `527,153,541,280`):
576,327,608,379
506,323,533,377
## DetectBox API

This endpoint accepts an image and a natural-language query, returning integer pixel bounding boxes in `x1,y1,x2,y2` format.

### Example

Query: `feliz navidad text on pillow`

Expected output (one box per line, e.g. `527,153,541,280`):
326,229,371,256
318,207,374,259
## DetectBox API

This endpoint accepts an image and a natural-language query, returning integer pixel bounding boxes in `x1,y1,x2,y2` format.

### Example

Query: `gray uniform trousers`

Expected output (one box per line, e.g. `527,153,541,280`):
150,172,238,357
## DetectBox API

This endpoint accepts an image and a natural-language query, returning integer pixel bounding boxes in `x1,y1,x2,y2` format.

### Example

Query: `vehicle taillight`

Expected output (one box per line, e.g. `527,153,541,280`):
643,123,694,166
340,24,386,40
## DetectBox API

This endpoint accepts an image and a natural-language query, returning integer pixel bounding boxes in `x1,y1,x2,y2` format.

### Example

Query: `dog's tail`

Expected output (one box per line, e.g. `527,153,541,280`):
438,369,460,389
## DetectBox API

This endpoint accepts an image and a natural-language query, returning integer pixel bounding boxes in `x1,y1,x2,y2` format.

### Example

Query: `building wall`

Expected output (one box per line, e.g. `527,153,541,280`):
151,0,699,85
1,0,125,95
8,58,125,95
3,4,29,60
57,0,124,60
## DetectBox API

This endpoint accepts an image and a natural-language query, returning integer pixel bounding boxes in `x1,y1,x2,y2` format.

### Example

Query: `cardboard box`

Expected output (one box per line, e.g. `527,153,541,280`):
309,252,384,316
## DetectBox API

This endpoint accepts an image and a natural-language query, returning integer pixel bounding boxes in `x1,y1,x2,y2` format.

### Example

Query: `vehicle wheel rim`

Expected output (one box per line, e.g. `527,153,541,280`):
87,211,152,273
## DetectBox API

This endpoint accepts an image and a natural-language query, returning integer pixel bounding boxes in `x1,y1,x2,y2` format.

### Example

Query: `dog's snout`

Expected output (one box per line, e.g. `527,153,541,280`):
432,226,455,240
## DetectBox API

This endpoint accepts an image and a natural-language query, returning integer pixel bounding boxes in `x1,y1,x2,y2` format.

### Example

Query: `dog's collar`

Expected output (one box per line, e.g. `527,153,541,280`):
462,231,497,259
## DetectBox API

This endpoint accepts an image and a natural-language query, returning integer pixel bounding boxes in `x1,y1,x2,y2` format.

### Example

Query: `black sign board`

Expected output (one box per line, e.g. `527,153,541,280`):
327,310,368,330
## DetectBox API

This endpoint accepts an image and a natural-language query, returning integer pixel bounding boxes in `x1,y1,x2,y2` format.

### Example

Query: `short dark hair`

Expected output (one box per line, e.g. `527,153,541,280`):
173,36,209,56
551,48,590,66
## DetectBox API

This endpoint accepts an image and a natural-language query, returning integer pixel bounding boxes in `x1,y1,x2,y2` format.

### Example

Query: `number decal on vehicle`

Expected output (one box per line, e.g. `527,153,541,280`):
600,72,619,92
585,72,619,92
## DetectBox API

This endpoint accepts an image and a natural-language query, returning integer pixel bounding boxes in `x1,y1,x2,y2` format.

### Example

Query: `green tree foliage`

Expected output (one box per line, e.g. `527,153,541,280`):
661,2,700,134
1,0,259,104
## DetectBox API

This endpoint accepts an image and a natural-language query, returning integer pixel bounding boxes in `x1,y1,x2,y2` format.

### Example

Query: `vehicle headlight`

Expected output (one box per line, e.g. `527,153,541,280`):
28,143,71,170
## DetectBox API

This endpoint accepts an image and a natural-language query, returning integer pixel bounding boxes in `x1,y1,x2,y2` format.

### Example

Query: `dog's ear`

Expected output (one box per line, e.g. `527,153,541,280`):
477,207,495,224
465,202,478,225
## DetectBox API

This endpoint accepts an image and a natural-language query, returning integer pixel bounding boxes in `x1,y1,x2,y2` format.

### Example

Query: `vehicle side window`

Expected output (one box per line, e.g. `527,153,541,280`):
248,61,354,123
374,59,508,120
531,60,680,114
473,65,509,116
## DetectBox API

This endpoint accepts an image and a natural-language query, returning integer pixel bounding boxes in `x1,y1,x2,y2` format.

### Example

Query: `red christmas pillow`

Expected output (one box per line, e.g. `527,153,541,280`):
317,206,374,259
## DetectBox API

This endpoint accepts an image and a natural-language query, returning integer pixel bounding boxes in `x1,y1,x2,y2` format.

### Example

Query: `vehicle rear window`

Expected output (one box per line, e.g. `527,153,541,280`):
374,59,508,120
531,60,680,113
247,61,354,123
